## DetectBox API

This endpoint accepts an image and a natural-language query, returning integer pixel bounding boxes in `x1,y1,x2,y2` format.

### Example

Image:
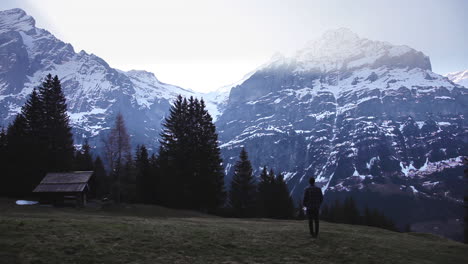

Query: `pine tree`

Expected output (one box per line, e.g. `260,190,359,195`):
39,74,74,171
121,153,137,203
6,115,30,196
8,89,48,195
157,95,225,211
104,113,131,203
92,156,109,199
0,128,8,196
257,166,272,217
329,199,343,223
343,197,360,224
158,96,189,207
273,173,295,219
2,75,74,196
135,145,151,203
326,197,396,231
22,88,45,149
321,204,329,221
194,98,226,212
229,148,257,217
363,206,372,226
75,140,93,171
81,140,94,170
149,153,159,204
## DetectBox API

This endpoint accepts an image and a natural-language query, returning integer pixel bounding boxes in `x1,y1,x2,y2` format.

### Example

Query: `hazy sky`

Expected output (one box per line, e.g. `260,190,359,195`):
1,0,467,92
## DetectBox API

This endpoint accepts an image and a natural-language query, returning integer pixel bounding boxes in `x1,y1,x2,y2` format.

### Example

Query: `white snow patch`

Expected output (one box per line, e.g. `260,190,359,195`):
409,186,419,194
16,200,38,205
400,161,417,177
283,172,297,182
321,172,335,194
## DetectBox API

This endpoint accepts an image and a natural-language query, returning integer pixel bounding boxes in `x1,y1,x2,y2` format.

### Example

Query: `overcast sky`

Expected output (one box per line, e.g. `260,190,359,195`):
1,0,467,92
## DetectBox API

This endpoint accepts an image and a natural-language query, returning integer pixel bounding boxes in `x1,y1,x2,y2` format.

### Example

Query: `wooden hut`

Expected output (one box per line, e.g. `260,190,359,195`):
33,171,93,207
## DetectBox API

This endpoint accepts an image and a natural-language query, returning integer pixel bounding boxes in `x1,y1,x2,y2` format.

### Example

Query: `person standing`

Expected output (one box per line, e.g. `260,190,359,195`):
303,177,323,238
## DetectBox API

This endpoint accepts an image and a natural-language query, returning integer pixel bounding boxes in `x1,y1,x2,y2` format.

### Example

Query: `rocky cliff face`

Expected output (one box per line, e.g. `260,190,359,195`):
217,29,467,237
0,8,225,150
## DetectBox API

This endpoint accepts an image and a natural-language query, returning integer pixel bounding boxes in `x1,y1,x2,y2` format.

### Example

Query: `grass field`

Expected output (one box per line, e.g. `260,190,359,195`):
0,199,467,264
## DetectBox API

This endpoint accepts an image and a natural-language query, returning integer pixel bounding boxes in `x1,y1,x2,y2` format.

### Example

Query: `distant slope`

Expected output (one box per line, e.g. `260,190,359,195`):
0,203,467,264
445,70,468,87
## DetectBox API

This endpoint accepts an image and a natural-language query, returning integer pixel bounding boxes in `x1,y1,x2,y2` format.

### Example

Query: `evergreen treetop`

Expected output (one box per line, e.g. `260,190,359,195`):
229,148,257,217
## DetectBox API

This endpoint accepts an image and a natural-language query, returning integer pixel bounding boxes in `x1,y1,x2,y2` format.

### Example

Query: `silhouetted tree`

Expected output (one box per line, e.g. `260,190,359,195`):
343,197,360,224
257,166,274,217
5,114,33,195
0,128,7,195
229,148,257,217
3,89,47,196
104,113,131,203
121,153,137,203
158,96,188,207
324,197,396,231
135,145,151,203
157,95,225,211
273,172,295,219
321,204,330,220
92,156,109,199
75,140,93,171
149,153,160,203
39,74,74,171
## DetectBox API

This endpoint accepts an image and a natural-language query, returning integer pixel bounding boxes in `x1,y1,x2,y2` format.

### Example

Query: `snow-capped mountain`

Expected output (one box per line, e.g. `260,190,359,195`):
217,28,467,237
1,9,467,239
445,70,468,88
0,8,228,149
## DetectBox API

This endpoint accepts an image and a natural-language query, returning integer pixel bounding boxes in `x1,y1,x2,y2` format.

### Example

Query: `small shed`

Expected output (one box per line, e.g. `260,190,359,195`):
33,171,93,207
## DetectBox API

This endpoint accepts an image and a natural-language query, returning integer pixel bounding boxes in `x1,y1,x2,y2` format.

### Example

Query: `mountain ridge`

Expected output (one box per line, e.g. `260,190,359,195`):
0,8,228,149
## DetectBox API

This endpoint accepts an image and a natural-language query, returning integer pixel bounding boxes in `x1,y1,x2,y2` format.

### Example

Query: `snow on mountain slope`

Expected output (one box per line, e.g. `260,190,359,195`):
0,8,228,147
204,70,257,119
217,28,468,233
445,70,468,88
259,28,430,75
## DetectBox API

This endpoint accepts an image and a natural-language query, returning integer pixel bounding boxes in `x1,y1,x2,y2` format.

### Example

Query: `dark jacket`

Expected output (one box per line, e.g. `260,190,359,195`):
303,185,323,209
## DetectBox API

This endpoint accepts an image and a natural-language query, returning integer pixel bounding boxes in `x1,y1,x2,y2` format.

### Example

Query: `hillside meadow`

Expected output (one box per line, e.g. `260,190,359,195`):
0,199,467,264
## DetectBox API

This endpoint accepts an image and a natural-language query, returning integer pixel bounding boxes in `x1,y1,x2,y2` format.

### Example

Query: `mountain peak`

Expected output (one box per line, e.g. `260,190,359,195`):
0,8,36,33
293,28,430,72
126,70,160,82
320,27,360,43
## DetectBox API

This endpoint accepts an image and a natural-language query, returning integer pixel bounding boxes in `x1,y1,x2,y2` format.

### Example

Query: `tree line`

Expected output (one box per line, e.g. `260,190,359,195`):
0,74,294,218
228,148,295,218
320,197,396,231
0,74,75,196
0,74,108,198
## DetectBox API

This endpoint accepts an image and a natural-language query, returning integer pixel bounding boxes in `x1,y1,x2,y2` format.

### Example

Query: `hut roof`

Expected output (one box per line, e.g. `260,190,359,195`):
33,171,93,193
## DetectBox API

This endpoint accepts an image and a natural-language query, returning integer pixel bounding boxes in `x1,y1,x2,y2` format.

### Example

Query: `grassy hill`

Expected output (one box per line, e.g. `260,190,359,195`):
0,199,467,264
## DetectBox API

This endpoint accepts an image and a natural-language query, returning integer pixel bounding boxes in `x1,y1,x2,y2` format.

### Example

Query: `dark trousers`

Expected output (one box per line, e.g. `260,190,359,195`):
307,207,320,236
